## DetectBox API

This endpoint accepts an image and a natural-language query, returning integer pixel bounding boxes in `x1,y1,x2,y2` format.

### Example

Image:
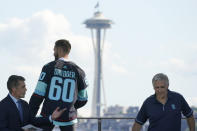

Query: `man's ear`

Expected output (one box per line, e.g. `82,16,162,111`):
11,87,16,94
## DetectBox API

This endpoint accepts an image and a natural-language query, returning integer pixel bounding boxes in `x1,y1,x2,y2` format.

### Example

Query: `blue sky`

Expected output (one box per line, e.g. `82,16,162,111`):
1,0,197,116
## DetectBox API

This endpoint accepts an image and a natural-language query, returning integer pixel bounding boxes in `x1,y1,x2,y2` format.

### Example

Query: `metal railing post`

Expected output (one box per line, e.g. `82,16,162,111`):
98,118,102,131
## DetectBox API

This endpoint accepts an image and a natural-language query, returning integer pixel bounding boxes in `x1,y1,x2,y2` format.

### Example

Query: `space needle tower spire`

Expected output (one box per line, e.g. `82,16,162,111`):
84,2,113,117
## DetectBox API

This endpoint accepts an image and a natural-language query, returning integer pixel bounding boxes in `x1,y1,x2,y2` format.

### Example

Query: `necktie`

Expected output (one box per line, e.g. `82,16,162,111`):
17,100,23,122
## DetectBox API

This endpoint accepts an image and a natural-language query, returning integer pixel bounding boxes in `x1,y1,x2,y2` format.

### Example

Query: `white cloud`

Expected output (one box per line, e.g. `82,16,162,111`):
169,58,185,68
111,64,127,74
160,58,188,71
15,65,41,75
156,58,197,75
0,10,94,67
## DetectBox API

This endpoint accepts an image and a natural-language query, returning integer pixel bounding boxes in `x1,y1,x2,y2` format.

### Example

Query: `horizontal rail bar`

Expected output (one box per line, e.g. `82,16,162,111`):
77,117,197,131
78,117,135,119
78,117,197,119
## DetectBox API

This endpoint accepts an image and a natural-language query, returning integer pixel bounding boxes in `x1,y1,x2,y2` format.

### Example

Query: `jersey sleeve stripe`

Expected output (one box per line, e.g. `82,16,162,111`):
53,119,78,126
34,81,47,96
78,89,88,101
34,90,45,96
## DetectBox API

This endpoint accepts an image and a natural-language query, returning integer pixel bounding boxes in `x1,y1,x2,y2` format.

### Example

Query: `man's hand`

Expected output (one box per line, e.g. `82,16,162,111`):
186,115,195,131
51,107,66,120
132,122,142,131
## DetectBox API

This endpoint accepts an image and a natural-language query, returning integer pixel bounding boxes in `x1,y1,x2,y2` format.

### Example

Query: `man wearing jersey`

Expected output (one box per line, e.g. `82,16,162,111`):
29,39,88,131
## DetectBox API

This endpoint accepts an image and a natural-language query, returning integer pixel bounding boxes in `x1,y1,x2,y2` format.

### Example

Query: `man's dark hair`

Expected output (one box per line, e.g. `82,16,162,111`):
55,39,71,54
7,75,25,93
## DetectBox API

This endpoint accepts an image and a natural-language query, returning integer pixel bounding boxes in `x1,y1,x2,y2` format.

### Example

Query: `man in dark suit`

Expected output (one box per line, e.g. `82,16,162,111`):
0,75,66,131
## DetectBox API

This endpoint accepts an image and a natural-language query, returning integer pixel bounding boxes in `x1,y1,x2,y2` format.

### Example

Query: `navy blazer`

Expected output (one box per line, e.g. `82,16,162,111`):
0,95,51,131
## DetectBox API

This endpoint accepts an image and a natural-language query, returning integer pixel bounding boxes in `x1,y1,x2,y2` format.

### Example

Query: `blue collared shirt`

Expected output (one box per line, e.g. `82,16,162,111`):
135,90,193,131
9,93,20,109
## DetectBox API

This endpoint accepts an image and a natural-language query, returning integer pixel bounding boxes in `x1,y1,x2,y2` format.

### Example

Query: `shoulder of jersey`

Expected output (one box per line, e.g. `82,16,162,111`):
70,61,84,69
67,61,80,69
67,61,76,66
43,61,56,67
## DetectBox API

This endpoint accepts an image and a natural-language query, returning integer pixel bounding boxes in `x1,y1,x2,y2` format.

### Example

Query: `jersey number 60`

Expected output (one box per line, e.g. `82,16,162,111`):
48,76,75,102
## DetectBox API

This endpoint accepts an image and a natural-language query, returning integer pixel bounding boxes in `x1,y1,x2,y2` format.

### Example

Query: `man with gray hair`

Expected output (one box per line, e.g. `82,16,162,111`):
132,73,195,131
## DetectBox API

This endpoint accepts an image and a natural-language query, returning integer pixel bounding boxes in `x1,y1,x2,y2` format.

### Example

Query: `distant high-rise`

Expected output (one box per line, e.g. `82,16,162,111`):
84,10,113,117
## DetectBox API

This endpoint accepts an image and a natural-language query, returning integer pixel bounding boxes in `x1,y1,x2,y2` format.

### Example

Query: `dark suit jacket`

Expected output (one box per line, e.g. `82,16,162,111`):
0,95,51,131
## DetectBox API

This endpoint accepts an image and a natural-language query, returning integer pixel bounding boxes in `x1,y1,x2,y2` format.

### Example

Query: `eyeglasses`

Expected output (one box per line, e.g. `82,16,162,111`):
154,86,165,89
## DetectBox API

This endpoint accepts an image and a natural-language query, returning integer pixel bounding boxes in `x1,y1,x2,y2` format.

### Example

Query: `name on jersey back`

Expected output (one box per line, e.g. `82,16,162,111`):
54,68,75,78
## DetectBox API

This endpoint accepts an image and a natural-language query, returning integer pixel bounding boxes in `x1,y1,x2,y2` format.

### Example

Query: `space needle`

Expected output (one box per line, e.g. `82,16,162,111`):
84,3,113,117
